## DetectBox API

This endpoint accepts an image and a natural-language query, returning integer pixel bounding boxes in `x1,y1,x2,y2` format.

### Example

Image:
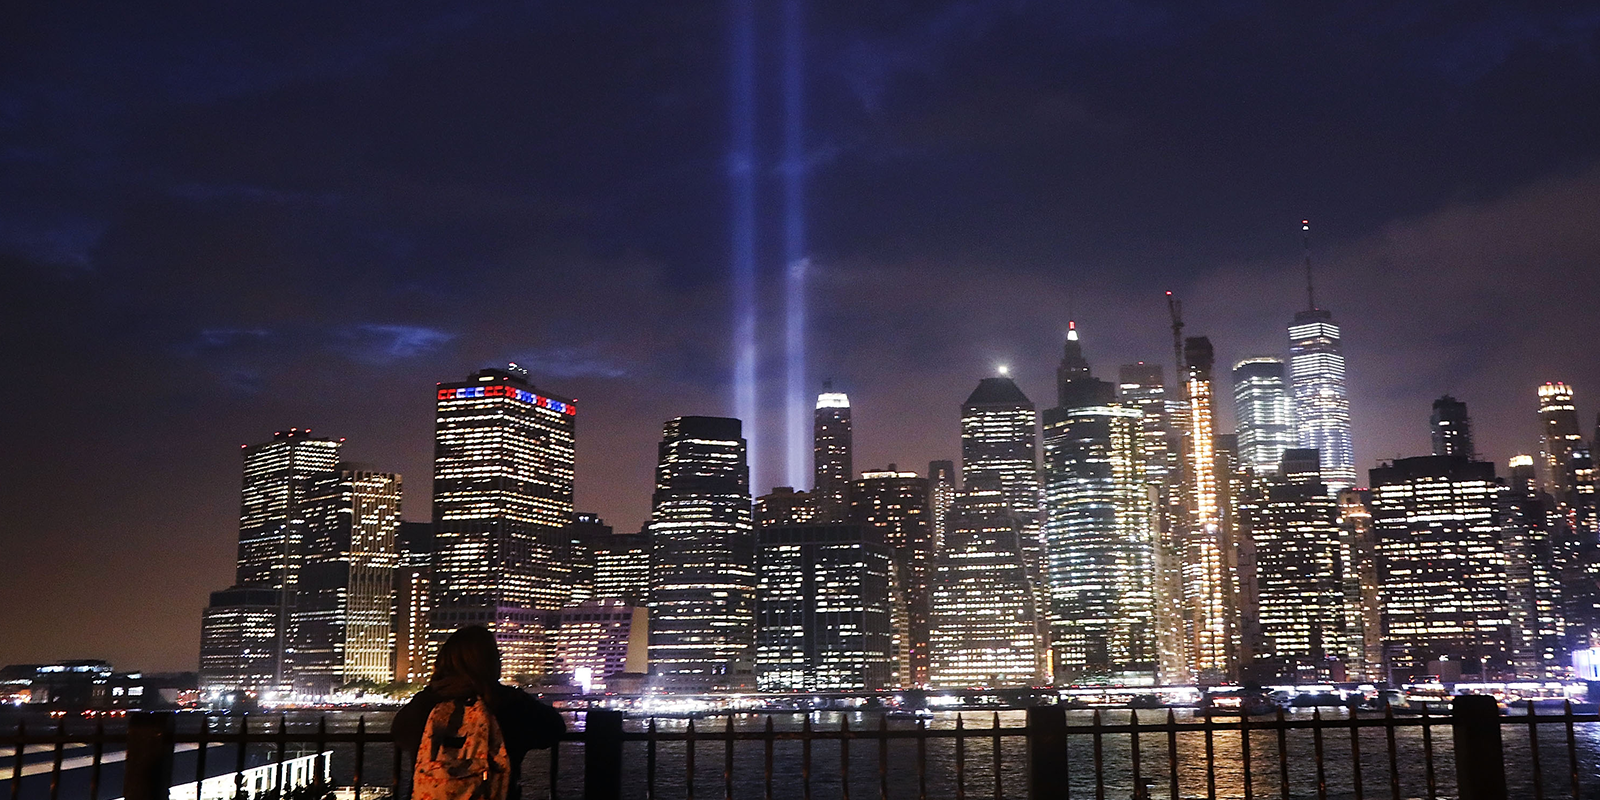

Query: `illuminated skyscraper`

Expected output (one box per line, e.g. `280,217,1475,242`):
813,389,853,522
564,513,612,605
1041,324,1155,682
1233,358,1295,475
928,482,1046,687
216,428,342,690
1503,455,1567,676
1370,455,1514,681
850,467,933,686
1118,364,1176,487
1430,396,1474,459
961,376,1044,610
1537,382,1600,649
1178,337,1236,681
1238,453,1349,681
648,416,756,690
393,522,434,684
1288,309,1356,492
430,366,577,678
289,469,401,696
1337,489,1384,680
755,523,893,691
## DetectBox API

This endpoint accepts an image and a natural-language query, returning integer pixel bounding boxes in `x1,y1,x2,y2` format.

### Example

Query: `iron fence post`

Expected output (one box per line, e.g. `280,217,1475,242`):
1452,695,1507,800
123,711,175,800
1027,706,1068,800
585,709,625,800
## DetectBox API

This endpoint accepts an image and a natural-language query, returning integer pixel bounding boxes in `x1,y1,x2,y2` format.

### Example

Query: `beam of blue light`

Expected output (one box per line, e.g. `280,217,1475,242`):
782,0,808,490
729,0,759,481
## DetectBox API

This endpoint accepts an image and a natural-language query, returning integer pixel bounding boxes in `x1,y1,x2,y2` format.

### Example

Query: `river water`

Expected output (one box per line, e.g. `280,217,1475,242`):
3,708,1597,799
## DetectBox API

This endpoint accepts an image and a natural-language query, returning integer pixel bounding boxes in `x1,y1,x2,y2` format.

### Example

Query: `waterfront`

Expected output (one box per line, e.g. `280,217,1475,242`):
7,707,1597,799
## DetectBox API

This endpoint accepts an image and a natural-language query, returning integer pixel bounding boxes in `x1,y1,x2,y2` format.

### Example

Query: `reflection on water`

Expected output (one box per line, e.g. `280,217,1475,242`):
2,707,1596,799
520,708,1600,800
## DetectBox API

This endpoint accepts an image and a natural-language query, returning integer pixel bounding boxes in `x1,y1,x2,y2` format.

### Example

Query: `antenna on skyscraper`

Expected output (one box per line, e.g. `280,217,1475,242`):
1302,219,1316,311
1166,291,1185,376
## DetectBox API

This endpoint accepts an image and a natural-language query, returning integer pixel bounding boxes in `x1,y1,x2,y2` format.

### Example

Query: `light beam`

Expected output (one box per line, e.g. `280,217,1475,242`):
782,0,808,489
729,0,759,477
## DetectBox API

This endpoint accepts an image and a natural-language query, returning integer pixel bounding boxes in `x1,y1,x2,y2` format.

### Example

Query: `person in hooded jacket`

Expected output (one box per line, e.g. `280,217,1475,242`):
393,626,566,797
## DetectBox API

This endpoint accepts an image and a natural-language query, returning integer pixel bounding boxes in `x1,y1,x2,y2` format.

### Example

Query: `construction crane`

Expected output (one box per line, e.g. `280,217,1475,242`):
1166,290,1185,378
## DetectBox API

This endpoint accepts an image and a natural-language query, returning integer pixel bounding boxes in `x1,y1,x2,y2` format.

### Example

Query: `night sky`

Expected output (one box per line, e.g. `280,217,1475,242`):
4,2,1600,673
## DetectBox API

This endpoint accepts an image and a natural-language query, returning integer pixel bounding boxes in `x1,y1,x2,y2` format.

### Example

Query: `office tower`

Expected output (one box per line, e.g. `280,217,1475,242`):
552,599,649,692
813,388,853,522
1041,324,1155,683
961,376,1044,609
228,428,342,688
430,366,577,679
1430,396,1475,458
928,481,1046,687
1370,455,1514,681
755,523,894,691
1238,452,1349,681
393,522,435,684
850,467,934,687
1118,364,1176,485
236,429,344,589
648,416,757,690
1120,362,1188,684
1503,455,1567,675
565,513,612,605
1337,489,1384,680
1288,226,1357,493
755,487,816,528
928,460,958,550
1233,358,1295,475
289,469,401,695
199,587,281,696
593,529,651,606
1176,336,1236,681
1537,383,1600,649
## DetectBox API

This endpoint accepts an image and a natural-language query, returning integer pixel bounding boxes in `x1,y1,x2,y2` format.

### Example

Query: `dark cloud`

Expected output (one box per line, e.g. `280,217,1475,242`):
2,1,1599,671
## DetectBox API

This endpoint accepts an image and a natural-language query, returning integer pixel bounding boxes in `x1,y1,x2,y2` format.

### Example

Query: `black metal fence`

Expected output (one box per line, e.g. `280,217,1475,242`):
3,696,1596,800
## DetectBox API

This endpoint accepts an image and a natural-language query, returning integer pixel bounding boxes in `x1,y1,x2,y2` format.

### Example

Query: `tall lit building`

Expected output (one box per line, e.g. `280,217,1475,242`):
393,522,434,685
1370,455,1514,681
813,388,853,523
1118,364,1176,486
289,469,401,696
1336,490,1383,680
1239,452,1348,681
928,460,958,551
1233,358,1295,475
755,523,893,691
202,428,342,693
1503,455,1567,675
928,481,1046,687
592,529,651,607
199,587,281,696
1430,396,1474,459
961,377,1044,609
648,416,756,690
1287,224,1356,493
1041,324,1155,682
1177,336,1235,681
850,467,933,687
430,366,577,679
1536,382,1600,650
564,513,612,605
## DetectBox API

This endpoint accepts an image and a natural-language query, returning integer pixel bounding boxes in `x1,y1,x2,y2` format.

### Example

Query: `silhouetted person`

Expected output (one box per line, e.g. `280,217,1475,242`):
394,626,565,798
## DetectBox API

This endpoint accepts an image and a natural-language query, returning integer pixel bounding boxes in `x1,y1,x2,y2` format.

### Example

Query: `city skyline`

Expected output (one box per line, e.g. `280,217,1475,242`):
6,2,1600,676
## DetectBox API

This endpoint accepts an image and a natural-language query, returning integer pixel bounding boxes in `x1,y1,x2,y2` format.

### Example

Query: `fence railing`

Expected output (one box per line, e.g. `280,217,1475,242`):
2,696,1595,800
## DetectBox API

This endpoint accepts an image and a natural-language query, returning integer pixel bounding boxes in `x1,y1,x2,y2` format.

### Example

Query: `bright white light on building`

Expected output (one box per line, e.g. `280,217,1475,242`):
816,392,850,409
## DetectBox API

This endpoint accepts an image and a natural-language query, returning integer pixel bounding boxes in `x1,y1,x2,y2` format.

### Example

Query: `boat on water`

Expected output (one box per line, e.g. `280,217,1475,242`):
1200,690,1281,717
886,708,935,721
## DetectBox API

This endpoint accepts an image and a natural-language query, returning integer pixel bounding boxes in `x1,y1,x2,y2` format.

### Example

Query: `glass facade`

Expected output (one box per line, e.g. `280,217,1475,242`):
430,367,577,679
1288,310,1357,493
850,469,933,687
647,416,756,690
813,392,853,523
1232,357,1294,476
755,523,893,691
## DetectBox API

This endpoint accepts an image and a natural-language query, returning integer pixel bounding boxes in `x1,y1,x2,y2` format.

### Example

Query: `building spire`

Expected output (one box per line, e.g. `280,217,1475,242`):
1302,219,1316,312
